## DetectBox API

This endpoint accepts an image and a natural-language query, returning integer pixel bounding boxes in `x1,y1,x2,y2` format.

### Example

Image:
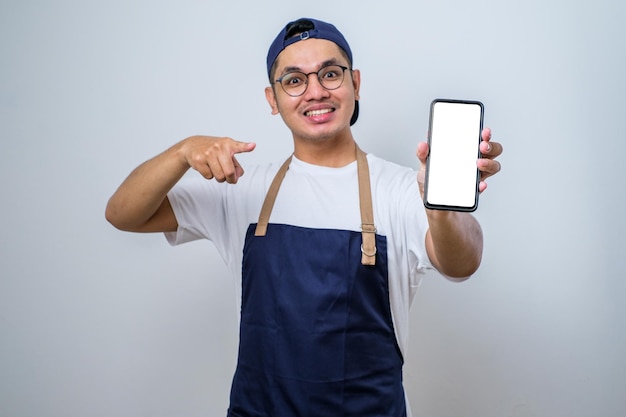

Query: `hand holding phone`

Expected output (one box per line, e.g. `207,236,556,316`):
424,99,484,212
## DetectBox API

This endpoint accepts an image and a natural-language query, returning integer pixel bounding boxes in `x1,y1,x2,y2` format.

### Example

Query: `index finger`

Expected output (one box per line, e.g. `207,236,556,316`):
232,141,257,155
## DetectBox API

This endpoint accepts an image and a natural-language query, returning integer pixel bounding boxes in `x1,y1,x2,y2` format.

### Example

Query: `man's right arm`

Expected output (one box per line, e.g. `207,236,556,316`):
105,135,256,233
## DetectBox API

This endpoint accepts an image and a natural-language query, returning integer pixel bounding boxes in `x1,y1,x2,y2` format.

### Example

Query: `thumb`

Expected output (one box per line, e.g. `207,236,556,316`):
415,142,429,198
232,155,245,181
416,142,429,165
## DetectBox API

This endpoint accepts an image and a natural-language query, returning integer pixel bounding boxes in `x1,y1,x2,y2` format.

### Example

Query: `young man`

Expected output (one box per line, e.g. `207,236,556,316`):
106,17,502,417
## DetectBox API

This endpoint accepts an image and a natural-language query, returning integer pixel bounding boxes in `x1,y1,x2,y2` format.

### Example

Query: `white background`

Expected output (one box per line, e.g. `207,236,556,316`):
1,1,625,416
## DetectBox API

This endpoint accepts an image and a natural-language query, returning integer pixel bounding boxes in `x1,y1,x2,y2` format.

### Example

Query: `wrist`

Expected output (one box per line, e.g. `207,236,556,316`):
172,137,196,170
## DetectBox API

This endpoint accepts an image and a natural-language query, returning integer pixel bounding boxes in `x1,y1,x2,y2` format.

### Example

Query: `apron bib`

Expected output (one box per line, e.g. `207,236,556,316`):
227,147,406,417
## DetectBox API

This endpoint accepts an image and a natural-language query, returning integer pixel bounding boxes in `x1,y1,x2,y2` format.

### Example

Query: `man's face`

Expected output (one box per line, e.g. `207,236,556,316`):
265,38,360,142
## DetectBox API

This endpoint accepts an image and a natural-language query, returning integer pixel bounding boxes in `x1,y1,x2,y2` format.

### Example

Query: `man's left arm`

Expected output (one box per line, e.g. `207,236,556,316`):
417,128,503,279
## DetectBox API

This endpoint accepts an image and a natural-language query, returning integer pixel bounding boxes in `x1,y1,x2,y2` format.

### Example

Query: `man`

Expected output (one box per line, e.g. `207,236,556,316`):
106,17,502,417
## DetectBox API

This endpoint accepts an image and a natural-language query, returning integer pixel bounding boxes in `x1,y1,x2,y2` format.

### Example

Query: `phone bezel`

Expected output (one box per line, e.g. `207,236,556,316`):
423,98,484,212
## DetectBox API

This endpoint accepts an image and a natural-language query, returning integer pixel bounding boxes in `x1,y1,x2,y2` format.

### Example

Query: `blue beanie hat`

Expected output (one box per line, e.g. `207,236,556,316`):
267,18,359,125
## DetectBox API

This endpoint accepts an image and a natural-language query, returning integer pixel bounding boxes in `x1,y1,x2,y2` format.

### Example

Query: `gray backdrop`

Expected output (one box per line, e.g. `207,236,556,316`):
1,0,625,416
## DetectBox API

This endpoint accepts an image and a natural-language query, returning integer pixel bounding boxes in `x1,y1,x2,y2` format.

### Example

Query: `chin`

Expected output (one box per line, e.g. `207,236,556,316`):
293,121,350,142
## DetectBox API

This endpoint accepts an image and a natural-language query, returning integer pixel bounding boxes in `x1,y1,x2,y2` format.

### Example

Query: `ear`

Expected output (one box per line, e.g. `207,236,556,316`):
351,69,361,101
265,86,280,115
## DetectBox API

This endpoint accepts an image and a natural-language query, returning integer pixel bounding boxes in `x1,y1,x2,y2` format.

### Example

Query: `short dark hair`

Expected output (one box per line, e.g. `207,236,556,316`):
285,19,315,38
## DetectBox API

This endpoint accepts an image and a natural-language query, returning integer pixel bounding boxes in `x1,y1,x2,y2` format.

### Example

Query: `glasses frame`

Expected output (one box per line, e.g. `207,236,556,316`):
274,65,350,97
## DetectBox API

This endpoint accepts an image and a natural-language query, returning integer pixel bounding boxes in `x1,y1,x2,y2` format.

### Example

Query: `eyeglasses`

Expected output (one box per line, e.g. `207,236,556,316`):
275,65,350,97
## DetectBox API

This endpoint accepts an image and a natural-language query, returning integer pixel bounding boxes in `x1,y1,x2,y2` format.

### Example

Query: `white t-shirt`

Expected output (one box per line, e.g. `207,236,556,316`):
166,153,433,357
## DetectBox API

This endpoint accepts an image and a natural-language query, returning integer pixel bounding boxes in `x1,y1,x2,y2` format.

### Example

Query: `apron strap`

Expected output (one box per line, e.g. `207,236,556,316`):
254,155,292,237
254,145,377,266
356,146,376,266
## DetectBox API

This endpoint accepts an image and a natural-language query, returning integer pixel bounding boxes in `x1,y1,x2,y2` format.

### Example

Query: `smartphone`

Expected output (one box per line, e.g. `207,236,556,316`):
424,99,484,212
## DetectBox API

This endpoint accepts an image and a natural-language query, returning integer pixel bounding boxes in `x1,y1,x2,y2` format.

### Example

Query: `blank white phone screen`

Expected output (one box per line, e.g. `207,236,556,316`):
426,101,482,209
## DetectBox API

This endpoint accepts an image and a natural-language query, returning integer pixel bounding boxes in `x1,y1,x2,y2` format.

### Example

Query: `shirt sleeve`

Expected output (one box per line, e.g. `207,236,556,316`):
163,165,276,272
164,174,225,246
399,170,434,285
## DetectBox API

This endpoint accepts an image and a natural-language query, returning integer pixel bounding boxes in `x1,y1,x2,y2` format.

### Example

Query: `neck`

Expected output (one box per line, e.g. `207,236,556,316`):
292,130,357,167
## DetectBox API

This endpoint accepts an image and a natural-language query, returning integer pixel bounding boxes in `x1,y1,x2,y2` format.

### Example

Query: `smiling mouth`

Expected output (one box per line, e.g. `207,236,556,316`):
305,108,334,117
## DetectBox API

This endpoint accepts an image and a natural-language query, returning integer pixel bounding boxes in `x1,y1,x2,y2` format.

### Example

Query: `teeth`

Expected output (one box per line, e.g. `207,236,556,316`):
306,108,333,117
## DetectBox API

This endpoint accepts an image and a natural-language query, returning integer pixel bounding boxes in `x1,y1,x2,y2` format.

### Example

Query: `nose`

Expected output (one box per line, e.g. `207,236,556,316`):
303,73,330,99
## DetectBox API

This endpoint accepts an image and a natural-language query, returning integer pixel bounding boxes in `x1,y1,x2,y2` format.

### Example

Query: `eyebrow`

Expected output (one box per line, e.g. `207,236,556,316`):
279,59,342,76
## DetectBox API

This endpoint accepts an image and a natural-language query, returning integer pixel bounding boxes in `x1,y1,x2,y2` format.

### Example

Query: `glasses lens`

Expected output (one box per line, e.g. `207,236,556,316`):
319,65,345,90
280,72,307,96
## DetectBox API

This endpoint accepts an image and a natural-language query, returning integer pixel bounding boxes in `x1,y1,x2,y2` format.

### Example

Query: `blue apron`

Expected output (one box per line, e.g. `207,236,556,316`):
227,147,406,417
